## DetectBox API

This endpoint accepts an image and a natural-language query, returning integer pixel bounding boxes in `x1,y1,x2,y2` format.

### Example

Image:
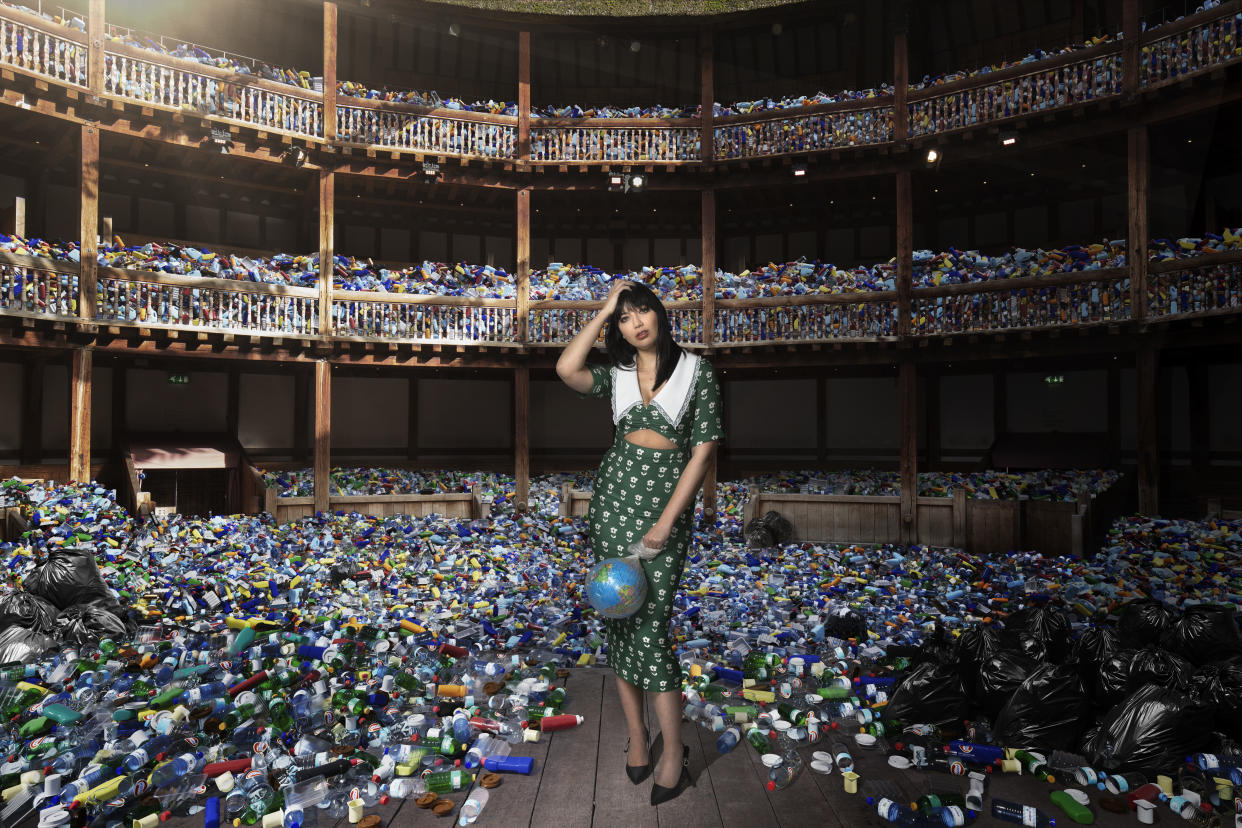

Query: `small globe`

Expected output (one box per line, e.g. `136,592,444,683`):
585,556,647,619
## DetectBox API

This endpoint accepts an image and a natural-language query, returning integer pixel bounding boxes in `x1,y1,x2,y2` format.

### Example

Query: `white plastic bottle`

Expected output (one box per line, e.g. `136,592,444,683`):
458,788,490,825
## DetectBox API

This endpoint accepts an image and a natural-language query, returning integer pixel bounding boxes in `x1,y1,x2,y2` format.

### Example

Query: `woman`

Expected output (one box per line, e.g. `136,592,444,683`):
556,279,724,806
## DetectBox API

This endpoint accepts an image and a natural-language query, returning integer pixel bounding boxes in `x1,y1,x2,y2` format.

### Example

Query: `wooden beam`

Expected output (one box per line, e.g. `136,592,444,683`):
1136,341,1159,514
892,29,908,141
319,170,334,335
11,195,25,237
516,187,531,344
702,452,718,519
700,31,714,164
514,364,529,512
518,32,531,164
895,170,912,336
323,2,338,143
899,360,917,543
87,0,104,97
314,359,331,514
1122,0,1139,100
80,123,98,321
1128,125,1148,323
70,348,92,483
701,189,716,348
20,357,44,465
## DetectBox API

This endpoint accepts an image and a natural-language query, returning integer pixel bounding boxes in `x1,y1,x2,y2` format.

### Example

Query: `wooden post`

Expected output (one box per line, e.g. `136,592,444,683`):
816,375,827,464
926,370,941,468
313,359,331,514
895,170,912,337
323,2,338,142
26,172,46,239
80,123,99,320
1122,0,1139,100
701,189,716,348
702,454,718,521
407,376,419,460
318,170,334,335
100,215,113,246
516,188,530,344
70,348,92,483
1136,344,1159,515
12,196,26,237
514,364,529,512
87,0,104,97
699,31,713,163
993,371,1007,439
1128,125,1149,323
517,32,531,164
20,358,45,465
294,368,309,462
893,30,908,141
899,360,918,543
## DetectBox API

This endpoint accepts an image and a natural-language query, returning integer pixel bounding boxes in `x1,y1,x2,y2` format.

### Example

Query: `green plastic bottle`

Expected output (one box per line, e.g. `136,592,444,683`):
423,769,473,793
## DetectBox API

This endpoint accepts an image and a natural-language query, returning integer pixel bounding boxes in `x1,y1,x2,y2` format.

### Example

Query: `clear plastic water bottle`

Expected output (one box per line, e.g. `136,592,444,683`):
458,787,489,825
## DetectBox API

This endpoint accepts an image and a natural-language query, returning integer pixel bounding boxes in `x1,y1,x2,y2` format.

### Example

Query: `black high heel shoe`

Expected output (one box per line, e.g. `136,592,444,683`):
624,730,653,784
650,745,694,806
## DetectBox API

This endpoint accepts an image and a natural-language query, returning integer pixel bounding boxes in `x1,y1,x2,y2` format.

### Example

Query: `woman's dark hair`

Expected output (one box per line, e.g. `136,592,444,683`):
604,281,685,390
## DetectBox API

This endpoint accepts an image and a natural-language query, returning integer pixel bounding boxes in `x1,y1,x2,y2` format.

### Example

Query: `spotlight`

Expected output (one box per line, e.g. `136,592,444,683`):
627,173,645,191
630,40,641,52
282,146,307,167
210,126,234,155
607,172,646,194
448,23,461,37
792,159,807,177
771,22,783,35
924,147,942,169
1000,129,1018,147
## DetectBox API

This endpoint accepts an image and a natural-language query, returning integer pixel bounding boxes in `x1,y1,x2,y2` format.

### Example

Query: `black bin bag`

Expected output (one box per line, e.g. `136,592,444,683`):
0,625,57,664
1189,658,1242,740
23,547,119,612
1082,683,1216,773
1070,625,1118,675
1003,605,1072,664
993,664,1092,751
976,649,1042,721
1161,604,1242,666
54,600,130,645
884,661,971,731
1129,647,1194,691
0,591,60,633
954,625,1000,689
1118,598,1179,649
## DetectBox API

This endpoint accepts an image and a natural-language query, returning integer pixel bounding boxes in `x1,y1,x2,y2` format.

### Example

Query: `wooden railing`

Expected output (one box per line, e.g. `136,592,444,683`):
0,4,87,87
527,301,706,346
2,3,1241,162
1148,253,1242,319
907,43,1123,138
1140,4,1242,90
337,101,516,158
714,102,894,159
715,294,900,343
531,120,700,163
103,42,324,139
95,267,320,336
908,270,1132,335
0,252,80,319
331,291,518,344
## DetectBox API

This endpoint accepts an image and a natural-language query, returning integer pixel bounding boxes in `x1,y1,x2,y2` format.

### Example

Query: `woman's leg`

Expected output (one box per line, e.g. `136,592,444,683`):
616,674,649,767
651,688,684,787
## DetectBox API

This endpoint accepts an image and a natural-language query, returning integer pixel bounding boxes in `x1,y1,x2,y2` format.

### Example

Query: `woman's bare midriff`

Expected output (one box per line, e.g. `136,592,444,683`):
624,429,678,450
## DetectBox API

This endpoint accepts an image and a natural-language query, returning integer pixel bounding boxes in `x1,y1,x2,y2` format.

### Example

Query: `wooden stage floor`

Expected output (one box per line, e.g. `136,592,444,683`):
208,666,1162,828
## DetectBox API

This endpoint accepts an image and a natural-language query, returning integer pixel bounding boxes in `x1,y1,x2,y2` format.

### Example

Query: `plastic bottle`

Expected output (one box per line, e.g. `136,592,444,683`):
991,799,1056,827
458,788,489,825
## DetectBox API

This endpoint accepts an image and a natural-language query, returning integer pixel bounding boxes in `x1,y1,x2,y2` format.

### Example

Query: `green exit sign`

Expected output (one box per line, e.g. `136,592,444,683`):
1044,375,1065,386
168,372,191,386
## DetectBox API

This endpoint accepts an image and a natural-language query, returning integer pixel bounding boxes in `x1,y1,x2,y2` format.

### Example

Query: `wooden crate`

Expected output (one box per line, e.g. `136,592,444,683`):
264,485,490,523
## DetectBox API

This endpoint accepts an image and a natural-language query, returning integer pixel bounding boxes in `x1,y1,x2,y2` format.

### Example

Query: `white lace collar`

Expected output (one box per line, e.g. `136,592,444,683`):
612,351,701,429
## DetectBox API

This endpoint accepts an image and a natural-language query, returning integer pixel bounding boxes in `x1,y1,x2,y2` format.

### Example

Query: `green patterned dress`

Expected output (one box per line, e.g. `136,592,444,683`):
581,352,724,691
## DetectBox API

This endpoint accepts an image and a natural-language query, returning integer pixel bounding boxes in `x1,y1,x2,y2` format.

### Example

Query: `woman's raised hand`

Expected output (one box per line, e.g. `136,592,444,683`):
600,279,633,317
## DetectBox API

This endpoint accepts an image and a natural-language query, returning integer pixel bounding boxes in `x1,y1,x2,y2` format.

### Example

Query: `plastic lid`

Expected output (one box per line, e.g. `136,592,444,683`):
760,753,783,768
854,733,877,748
811,751,833,764
810,759,834,774
887,755,912,770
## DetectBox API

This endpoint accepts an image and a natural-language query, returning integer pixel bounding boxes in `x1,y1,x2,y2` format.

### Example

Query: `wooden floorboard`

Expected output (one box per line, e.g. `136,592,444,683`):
652,719,719,827
529,668,605,827
691,723,779,828
593,671,659,828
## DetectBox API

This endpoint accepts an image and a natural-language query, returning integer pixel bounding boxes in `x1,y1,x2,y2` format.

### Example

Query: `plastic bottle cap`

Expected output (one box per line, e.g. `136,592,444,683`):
760,754,783,768
886,755,911,770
